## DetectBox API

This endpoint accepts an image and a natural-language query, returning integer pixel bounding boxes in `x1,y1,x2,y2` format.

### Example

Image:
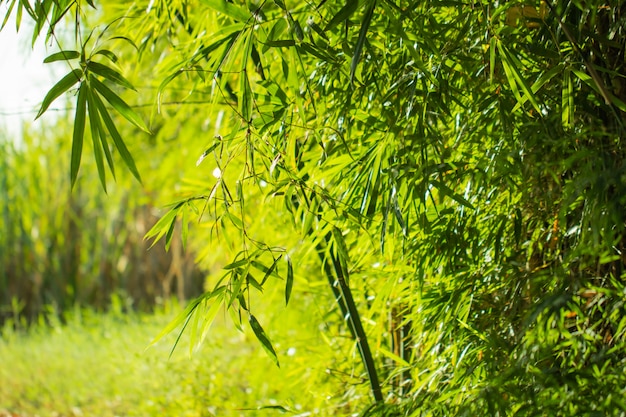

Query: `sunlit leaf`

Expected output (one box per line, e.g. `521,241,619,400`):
92,49,118,63
43,50,79,63
87,61,135,90
36,68,82,119
86,88,107,191
325,1,359,31
90,77,149,132
89,88,142,182
148,295,204,348
200,0,250,22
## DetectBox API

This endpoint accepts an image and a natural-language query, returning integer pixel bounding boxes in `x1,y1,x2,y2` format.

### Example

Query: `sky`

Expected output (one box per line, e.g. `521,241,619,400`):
0,14,65,137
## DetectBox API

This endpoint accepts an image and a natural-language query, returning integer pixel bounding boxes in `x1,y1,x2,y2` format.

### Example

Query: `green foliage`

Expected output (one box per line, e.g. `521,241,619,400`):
0,121,203,322
0,295,375,416
3,0,626,414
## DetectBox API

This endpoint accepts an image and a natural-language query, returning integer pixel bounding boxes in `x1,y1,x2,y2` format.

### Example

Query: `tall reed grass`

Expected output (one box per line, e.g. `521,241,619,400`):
0,121,203,325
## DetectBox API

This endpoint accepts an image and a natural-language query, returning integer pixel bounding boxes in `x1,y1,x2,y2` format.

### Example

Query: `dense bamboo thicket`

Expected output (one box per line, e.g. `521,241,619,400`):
2,0,626,415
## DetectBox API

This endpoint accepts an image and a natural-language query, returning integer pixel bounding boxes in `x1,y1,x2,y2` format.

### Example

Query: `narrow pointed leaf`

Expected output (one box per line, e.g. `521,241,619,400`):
89,89,142,182
249,314,279,367
43,50,80,63
93,49,118,63
285,255,293,305
92,104,116,178
86,90,107,191
240,74,252,122
87,61,135,90
223,258,249,270
325,1,359,31
36,68,82,119
148,295,204,347
332,226,351,282
431,180,475,209
498,43,541,114
489,36,496,83
145,205,181,246
70,83,87,187
351,1,376,82
181,209,189,250
200,0,250,22
257,257,280,286
1,0,16,30
164,215,177,251
90,76,149,132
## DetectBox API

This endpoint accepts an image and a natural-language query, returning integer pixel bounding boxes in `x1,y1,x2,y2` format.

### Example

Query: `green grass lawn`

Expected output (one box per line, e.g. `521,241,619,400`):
0,296,370,417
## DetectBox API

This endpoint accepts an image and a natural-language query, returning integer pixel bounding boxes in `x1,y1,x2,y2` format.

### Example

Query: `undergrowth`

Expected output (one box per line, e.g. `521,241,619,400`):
0,293,368,417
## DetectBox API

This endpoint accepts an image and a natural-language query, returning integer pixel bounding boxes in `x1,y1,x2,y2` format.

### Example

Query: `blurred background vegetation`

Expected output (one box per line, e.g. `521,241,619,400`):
0,118,205,324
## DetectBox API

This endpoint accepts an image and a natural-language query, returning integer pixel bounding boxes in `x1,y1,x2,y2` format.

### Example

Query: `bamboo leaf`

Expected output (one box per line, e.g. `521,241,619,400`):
36,68,82,119
332,226,350,281
148,295,204,347
164,215,177,251
512,63,565,113
87,61,135,90
90,76,149,132
259,255,281,286
88,90,116,178
226,211,244,229
223,258,249,270
228,267,247,307
1,0,16,30
89,89,142,182
93,49,118,63
285,255,293,305
562,69,573,127
181,208,189,250
197,299,223,349
70,83,87,187
489,36,496,83
249,314,280,367
431,180,475,210
43,50,80,63
145,204,181,247
200,0,251,22
86,89,107,191
240,72,252,122
325,1,359,31
497,43,541,114
351,0,376,82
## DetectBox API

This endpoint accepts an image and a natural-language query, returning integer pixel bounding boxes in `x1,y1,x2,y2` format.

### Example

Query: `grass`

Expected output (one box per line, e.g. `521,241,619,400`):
0,293,372,417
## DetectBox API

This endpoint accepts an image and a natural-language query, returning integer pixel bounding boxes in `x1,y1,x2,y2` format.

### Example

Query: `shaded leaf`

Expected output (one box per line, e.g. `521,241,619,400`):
285,255,293,305
431,180,475,209
249,314,279,367
70,83,87,187
351,0,376,82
